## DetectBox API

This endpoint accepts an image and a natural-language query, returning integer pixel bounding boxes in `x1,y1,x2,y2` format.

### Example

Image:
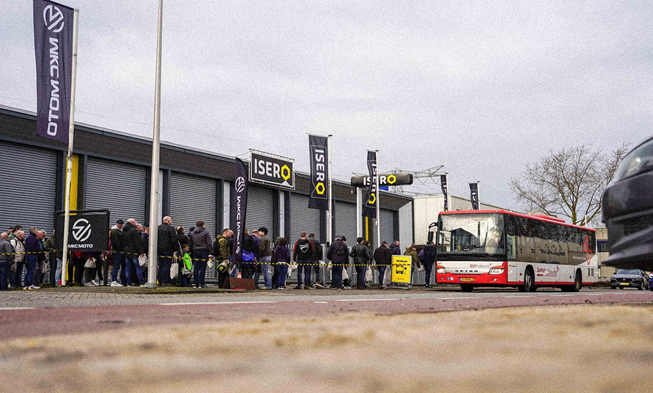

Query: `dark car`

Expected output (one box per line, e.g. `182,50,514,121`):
602,137,653,270
610,269,650,290
649,273,653,291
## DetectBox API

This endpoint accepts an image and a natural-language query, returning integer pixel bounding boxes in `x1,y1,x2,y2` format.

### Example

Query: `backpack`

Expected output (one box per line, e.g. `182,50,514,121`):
334,241,346,257
295,239,312,260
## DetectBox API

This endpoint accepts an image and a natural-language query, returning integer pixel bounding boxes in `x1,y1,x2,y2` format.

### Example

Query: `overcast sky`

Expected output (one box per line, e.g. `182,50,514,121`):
2,1,652,210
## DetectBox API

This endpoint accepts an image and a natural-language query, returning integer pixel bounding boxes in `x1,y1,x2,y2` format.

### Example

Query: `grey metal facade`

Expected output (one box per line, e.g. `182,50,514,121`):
334,201,357,243
246,185,274,234
169,172,218,237
289,193,320,241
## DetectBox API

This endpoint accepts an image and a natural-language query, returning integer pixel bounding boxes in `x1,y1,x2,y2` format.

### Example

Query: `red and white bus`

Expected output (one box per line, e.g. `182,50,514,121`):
434,210,597,292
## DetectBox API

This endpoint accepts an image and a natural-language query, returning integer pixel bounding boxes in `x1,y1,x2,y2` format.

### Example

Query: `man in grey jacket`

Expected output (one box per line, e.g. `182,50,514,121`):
190,221,212,288
0,233,14,291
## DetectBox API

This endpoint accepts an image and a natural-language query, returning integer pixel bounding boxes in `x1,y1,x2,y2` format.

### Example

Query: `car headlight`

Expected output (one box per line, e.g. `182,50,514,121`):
613,139,653,182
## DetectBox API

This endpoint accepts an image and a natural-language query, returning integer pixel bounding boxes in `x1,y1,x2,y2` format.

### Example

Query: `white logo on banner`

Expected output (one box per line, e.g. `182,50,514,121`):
72,218,92,242
43,5,65,33
235,176,246,193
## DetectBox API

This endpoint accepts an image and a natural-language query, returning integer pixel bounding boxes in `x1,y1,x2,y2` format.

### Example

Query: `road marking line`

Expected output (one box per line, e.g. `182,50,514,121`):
159,301,276,306
334,299,399,302
314,301,328,304
0,307,35,310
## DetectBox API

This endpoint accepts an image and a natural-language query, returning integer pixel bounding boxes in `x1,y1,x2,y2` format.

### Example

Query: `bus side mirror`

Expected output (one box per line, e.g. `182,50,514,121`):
427,222,437,244
428,231,434,244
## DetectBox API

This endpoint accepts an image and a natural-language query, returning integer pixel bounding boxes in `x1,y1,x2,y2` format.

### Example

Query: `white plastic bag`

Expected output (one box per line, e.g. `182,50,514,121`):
84,258,96,268
170,262,179,279
138,255,148,267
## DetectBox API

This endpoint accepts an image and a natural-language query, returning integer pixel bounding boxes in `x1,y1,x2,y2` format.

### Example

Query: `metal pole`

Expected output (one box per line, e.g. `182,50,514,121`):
327,135,333,244
61,9,79,287
477,181,481,209
147,0,163,288
375,150,380,248
356,187,362,239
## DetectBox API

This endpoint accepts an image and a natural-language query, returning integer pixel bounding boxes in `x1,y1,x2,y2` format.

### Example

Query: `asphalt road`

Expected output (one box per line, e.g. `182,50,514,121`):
1,286,651,341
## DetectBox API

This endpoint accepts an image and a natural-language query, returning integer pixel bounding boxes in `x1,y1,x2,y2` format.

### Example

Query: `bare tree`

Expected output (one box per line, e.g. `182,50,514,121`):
510,144,629,226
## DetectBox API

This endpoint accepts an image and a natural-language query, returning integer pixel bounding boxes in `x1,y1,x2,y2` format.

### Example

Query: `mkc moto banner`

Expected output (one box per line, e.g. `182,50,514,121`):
469,182,479,210
55,210,109,252
231,158,248,262
308,135,329,210
440,175,449,212
34,0,74,144
363,151,377,218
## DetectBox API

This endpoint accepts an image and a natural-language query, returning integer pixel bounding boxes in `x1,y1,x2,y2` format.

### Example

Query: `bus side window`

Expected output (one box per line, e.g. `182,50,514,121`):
507,235,517,260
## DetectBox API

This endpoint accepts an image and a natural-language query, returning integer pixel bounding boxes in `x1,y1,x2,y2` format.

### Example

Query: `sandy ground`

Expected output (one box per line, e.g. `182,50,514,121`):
1,304,652,392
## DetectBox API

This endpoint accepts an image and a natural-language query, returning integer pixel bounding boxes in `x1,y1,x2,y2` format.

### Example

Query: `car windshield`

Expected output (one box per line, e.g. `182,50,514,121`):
616,269,640,275
437,213,505,260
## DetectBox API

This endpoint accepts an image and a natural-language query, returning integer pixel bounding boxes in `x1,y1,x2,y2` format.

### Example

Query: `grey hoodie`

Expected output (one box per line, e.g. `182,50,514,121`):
190,226,212,251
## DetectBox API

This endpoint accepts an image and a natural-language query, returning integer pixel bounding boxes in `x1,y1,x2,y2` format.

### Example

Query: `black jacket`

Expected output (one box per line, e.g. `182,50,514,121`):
373,246,392,266
309,237,321,260
350,243,370,265
122,222,146,256
423,244,436,264
110,227,123,252
157,223,178,253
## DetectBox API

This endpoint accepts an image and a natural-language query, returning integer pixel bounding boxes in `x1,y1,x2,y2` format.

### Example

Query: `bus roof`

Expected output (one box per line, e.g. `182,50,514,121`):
438,210,595,232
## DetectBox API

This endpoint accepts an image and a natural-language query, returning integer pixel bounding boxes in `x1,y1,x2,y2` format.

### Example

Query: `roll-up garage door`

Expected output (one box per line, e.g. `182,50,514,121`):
334,201,356,243
169,172,217,237
289,193,320,241
0,143,57,233
246,185,273,233
85,157,147,224
380,209,395,245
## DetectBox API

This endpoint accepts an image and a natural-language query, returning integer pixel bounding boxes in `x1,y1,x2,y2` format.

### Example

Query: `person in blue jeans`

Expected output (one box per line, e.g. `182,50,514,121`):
327,236,349,289
254,227,272,289
190,221,212,288
0,233,13,291
23,227,41,290
273,238,290,289
122,219,147,287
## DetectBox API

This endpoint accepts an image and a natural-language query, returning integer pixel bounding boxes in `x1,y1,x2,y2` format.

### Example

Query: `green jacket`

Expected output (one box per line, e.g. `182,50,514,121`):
214,235,231,260
44,236,63,259
404,249,420,268
182,252,193,271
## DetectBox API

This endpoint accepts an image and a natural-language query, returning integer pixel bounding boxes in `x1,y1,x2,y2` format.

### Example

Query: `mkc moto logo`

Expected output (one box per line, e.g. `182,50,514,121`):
235,176,246,194
72,218,91,242
43,5,65,33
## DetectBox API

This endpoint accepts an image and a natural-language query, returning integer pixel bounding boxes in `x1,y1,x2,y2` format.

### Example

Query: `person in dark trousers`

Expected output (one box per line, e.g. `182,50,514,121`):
157,216,179,286
255,227,272,290
273,238,291,289
308,233,323,288
23,227,41,290
122,219,147,287
213,228,232,288
110,219,125,287
293,232,314,289
240,229,257,280
0,232,14,291
327,235,349,289
422,241,436,288
374,241,393,289
190,221,212,288
350,237,370,289
389,240,401,256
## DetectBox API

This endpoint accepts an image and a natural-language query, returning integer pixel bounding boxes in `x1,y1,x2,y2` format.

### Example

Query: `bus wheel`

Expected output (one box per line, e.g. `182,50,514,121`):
562,270,582,292
460,284,473,292
519,268,534,292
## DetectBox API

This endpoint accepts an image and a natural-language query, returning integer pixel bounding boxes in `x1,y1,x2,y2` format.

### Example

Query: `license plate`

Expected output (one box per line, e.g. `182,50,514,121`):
620,283,629,285
460,278,475,282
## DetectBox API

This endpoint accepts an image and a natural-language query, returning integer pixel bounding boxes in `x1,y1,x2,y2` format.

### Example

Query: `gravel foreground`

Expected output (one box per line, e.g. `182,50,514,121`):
1,304,652,392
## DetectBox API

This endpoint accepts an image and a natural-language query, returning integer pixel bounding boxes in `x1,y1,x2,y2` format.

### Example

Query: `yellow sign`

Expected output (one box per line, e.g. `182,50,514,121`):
391,255,412,284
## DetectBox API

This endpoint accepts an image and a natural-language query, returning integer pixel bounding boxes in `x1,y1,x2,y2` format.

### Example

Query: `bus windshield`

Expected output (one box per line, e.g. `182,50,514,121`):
437,213,505,260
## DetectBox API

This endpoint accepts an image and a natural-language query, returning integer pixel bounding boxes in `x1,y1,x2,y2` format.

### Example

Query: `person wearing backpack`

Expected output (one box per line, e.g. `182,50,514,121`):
327,235,348,289
292,232,314,289
10,230,25,288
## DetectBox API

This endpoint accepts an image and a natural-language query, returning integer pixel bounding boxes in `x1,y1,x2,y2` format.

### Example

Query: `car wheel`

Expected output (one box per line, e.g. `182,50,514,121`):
610,286,616,289
650,285,653,291
572,270,582,292
460,284,473,292
520,268,534,292
619,286,624,290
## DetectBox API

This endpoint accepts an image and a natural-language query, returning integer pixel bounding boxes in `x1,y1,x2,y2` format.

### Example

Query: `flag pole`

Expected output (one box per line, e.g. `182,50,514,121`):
327,135,333,244
60,9,79,287
375,150,380,248
147,0,163,288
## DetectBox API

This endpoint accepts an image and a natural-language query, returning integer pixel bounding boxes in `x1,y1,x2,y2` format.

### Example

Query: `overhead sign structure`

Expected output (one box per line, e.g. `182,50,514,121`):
55,209,109,252
350,173,413,187
391,255,412,284
249,151,294,189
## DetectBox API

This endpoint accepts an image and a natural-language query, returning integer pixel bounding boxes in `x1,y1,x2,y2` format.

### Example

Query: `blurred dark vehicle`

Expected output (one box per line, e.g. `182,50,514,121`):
602,137,653,270
610,269,650,290
649,273,653,291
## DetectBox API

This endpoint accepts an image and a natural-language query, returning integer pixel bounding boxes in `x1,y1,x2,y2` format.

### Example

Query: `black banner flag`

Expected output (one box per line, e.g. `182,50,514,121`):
231,158,248,262
34,0,74,144
441,175,449,212
363,151,377,218
469,182,479,210
308,135,329,210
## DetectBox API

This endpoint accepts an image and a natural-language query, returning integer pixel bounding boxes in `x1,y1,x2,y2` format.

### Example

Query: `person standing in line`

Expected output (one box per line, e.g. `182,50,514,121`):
350,237,370,290
32,230,46,287
389,240,401,256
157,216,179,287
122,219,147,287
374,241,392,289
213,228,232,288
8,225,22,242
363,240,374,287
190,221,212,288
405,244,420,284
10,230,25,288
308,233,323,289
176,226,189,249
23,227,41,290
273,237,291,290
327,235,348,290
240,229,257,280
293,232,314,289
110,219,125,287
255,227,272,290
44,230,62,286
422,241,436,288
0,233,14,291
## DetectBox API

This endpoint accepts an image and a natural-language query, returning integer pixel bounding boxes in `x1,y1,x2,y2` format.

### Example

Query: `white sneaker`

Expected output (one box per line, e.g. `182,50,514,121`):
139,284,148,288
85,282,96,287
110,281,123,287
28,285,40,290
23,286,29,290
92,280,99,286
343,286,351,290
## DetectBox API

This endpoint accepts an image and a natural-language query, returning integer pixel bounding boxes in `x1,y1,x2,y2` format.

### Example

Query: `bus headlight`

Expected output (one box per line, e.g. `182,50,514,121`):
489,266,505,275
436,265,447,274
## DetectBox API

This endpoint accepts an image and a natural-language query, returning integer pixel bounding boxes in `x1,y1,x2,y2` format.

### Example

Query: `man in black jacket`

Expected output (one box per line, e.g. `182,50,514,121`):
110,219,125,287
157,216,179,286
308,233,322,288
123,219,146,287
373,241,392,289
350,237,370,289
293,232,314,289
422,241,436,288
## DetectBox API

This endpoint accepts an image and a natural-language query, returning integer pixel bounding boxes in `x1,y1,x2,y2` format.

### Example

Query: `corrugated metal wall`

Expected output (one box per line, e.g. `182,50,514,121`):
246,185,273,233
169,172,217,237
289,193,320,241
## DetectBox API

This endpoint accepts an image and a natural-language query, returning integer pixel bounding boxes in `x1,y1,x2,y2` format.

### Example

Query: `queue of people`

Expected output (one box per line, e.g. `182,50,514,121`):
0,216,437,291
